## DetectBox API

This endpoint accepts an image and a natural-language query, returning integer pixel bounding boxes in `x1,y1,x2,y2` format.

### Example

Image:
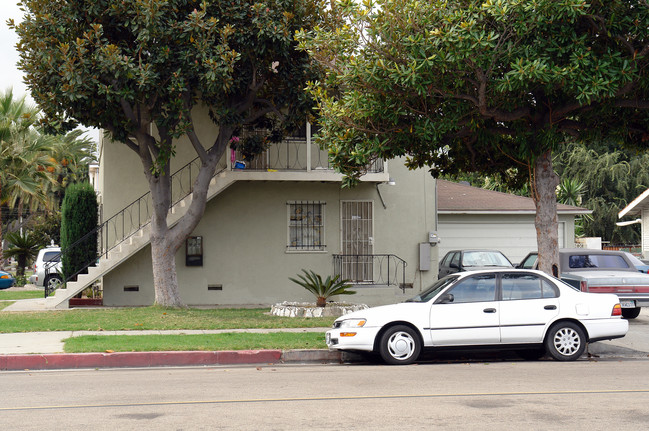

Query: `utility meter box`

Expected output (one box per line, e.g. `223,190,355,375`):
428,231,440,245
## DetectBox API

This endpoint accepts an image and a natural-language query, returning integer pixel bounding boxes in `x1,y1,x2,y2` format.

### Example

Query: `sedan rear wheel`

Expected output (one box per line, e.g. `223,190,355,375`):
545,322,586,361
379,325,421,365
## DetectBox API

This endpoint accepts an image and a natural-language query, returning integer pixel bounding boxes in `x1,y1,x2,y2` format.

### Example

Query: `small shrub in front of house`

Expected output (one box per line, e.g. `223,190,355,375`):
289,269,355,307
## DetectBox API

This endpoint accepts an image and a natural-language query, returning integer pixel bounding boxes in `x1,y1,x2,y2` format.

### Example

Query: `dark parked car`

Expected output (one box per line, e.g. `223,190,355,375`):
438,250,513,278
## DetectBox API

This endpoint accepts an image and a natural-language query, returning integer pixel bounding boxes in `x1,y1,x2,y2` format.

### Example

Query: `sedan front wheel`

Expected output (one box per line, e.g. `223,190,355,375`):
378,325,421,365
545,322,586,361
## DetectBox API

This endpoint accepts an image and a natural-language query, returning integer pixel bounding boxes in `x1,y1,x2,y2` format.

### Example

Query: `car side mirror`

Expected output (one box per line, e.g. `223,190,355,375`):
436,293,454,304
449,263,459,269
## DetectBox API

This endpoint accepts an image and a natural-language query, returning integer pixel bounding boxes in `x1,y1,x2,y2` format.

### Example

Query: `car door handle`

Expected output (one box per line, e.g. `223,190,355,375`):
483,308,497,313
544,305,557,310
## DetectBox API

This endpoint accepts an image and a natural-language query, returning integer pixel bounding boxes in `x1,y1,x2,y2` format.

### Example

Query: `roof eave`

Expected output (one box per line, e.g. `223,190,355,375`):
619,188,649,218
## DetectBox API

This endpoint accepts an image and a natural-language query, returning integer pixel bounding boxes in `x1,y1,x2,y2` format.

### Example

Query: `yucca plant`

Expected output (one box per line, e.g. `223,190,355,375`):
289,269,355,307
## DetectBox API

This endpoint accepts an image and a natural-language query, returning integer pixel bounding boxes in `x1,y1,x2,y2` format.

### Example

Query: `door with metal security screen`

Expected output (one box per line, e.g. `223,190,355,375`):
341,201,374,282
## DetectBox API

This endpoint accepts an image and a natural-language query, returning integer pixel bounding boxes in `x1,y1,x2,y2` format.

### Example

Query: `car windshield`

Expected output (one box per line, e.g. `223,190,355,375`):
462,251,511,267
406,275,459,302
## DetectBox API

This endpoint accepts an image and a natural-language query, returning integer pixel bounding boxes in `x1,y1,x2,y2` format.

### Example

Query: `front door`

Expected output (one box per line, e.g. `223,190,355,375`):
341,201,374,283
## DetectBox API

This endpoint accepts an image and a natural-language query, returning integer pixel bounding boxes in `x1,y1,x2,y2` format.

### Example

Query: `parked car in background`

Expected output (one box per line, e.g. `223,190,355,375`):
326,269,628,364
438,249,513,278
517,252,538,269
29,246,63,290
0,270,16,289
624,252,649,273
516,249,649,319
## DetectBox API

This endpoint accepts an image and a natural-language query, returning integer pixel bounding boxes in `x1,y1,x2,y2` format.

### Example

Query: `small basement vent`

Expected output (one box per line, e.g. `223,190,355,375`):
208,284,223,291
124,285,139,292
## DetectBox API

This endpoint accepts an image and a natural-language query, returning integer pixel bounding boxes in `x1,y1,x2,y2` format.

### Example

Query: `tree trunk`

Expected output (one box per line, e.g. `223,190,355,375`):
532,150,560,277
16,254,26,277
141,129,230,307
147,166,185,308
150,232,183,307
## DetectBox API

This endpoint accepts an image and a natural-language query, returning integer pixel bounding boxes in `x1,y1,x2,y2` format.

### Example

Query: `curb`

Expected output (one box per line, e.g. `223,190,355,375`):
0,349,344,371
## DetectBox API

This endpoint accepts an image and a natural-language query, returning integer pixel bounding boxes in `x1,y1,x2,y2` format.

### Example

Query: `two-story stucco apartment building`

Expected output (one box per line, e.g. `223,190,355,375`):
73,117,439,308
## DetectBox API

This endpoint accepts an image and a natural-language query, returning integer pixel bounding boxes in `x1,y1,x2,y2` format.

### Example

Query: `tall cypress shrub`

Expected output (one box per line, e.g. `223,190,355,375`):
60,182,98,281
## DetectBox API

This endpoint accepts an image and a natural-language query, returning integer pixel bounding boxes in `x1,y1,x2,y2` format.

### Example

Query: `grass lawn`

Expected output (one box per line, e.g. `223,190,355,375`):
0,306,336,333
0,290,44,301
0,291,44,311
64,332,327,353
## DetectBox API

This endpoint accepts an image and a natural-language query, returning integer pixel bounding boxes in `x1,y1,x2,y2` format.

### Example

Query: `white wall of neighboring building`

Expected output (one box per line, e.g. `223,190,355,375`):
438,214,575,266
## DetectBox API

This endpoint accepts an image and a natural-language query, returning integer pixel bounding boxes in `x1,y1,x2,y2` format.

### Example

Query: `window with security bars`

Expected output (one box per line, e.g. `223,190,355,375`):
287,201,325,251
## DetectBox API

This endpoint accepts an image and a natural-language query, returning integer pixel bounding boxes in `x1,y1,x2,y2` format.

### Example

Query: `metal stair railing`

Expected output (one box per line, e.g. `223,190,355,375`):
332,254,410,292
44,153,227,298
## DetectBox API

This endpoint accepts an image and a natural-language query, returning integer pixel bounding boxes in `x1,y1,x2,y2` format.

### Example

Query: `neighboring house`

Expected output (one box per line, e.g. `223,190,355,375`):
45,118,439,308
618,189,649,259
436,180,591,266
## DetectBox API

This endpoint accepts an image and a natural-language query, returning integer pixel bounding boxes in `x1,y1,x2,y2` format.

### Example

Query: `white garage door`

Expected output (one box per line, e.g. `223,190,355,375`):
437,222,565,266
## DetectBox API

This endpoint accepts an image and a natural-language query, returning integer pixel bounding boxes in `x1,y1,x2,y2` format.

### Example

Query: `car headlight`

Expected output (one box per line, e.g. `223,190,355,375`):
338,318,367,328
0,275,9,279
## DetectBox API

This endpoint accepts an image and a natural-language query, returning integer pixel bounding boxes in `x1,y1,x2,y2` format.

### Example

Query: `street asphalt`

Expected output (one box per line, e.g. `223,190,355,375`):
1,291,648,371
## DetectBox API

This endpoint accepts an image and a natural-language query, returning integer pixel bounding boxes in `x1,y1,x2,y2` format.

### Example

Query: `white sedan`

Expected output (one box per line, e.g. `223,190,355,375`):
326,269,629,364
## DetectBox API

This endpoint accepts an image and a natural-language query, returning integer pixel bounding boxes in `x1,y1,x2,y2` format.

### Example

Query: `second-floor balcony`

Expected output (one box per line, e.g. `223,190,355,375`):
226,125,387,183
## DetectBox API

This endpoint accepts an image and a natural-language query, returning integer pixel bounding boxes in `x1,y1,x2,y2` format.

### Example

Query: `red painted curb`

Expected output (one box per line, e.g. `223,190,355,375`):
0,350,283,371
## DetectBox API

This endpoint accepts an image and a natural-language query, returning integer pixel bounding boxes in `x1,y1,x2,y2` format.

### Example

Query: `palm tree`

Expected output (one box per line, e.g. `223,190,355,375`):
42,129,97,208
4,231,40,277
0,89,53,266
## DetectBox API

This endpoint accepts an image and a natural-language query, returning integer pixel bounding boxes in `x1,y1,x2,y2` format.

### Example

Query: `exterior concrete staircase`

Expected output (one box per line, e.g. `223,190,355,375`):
45,171,237,309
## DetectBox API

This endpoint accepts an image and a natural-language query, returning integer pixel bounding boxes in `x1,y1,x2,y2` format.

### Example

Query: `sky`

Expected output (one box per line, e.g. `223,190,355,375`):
0,2,100,142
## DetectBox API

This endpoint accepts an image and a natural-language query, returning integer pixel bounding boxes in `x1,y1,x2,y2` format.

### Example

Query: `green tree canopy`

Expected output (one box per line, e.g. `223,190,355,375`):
13,0,325,306
298,0,649,274
555,143,649,244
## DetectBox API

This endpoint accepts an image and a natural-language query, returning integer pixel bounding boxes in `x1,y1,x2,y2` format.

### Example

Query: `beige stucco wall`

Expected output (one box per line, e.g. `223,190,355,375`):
101,155,439,307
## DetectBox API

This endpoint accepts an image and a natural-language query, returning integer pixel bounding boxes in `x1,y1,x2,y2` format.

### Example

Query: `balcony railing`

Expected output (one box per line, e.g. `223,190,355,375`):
333,254,409,292
232,130,384,173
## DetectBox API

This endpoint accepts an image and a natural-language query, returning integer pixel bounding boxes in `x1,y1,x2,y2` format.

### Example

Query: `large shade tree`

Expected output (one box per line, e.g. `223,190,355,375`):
298,0,649,275
13,0,324,306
